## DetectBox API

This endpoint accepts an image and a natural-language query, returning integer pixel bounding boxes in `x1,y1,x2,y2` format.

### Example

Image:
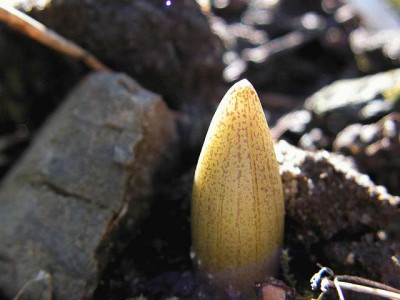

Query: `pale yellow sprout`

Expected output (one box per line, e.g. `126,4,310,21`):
191,79,285,295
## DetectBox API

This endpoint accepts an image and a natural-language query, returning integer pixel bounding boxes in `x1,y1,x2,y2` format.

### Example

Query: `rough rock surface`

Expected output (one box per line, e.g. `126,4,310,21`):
0,72,176,299
334,113,400,195
276,140,400,286
27,0,224,108
277,140,399,243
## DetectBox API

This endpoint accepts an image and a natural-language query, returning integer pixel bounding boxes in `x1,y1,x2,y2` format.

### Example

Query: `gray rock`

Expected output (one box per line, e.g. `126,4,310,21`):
0,72,177,299
304,69,400,134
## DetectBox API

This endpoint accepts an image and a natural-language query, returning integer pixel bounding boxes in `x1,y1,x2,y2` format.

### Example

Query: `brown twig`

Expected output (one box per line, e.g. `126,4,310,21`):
0,3,112,72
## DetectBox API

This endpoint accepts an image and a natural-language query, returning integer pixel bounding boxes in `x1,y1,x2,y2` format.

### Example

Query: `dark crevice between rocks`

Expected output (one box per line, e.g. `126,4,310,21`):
325,226,374,244
283,219,317,296
285,211,400,296
93,187,192,298
93,133,194,299
0,291,7,300
92,125,240,299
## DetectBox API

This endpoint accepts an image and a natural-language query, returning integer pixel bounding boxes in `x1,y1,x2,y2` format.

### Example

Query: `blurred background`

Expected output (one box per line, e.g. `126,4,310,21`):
0,0,399,299
1,0,399,192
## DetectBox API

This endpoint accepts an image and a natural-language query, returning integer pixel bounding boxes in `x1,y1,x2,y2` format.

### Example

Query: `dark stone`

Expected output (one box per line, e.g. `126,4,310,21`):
334,113,400,195
0,72,177,299
28,0,224,108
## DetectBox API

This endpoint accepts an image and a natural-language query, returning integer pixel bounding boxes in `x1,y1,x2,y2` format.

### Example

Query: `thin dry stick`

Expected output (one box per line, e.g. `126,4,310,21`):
321,278,400,300
13,270,53,300
333,278,345,300
337,275,400,294
0,3,111,72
